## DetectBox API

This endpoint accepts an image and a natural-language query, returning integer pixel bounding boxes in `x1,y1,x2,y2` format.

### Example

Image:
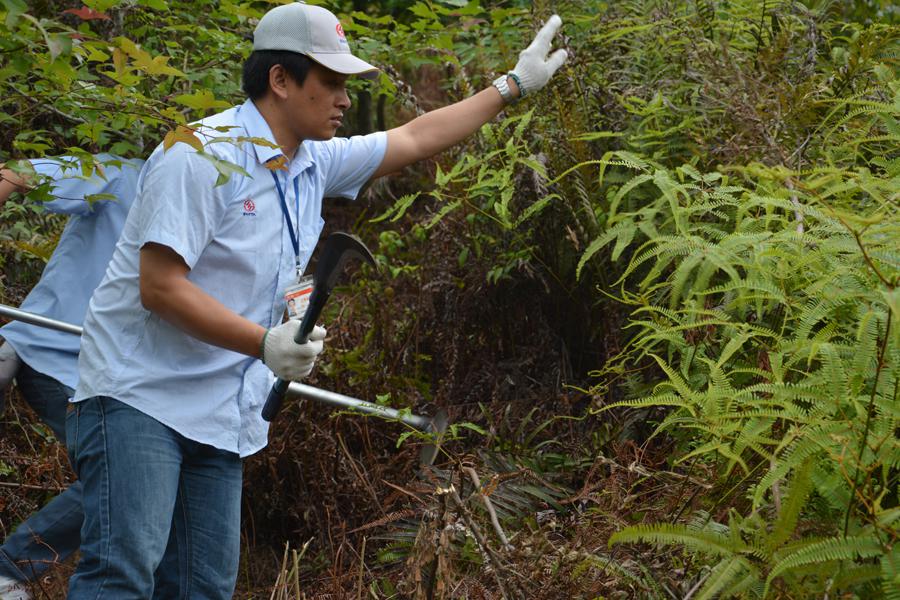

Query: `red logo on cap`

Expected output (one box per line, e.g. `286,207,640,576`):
336,23,346,39
243,198,256,213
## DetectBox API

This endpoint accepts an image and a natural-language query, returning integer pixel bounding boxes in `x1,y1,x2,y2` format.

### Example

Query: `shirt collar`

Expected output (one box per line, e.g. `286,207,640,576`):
236,99,282,165
236,99,315,178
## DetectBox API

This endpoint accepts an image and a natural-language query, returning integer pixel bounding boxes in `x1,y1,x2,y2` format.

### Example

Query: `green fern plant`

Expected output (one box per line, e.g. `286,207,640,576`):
610,460,895,598
585,94,899,596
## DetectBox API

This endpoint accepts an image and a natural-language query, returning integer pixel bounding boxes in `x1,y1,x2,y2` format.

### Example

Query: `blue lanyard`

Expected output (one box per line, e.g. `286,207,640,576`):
270,170,302,276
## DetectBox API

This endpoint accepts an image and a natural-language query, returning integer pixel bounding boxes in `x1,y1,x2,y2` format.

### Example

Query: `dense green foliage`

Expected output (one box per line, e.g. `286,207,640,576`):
574,4,899,597
357,0,900,596
1,0,898,598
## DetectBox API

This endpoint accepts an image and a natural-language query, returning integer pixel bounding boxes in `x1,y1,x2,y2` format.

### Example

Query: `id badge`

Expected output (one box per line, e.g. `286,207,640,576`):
284,275,314,321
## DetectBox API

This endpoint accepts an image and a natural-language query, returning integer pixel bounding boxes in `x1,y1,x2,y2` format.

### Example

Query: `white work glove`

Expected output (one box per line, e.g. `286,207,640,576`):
261,322,326,381
510,15,568,97
0,341,20,395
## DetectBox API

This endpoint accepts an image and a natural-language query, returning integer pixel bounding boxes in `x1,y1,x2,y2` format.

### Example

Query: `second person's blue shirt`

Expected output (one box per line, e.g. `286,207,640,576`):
0,155,144,390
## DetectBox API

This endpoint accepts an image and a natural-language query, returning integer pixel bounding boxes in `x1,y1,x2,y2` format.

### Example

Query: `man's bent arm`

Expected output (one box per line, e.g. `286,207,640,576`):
140,243,266,359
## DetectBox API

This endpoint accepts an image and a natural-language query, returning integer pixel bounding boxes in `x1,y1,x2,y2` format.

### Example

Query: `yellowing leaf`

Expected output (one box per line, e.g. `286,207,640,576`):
112,47,126,76
82,43,110,62
114,36,183,77
132,51,183,77
114,36,140,56
163,126,203,152
264,155,288,171
173,89,230,111
159,106,187,125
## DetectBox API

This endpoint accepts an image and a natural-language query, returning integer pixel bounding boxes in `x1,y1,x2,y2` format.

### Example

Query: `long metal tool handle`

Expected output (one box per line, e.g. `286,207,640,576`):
0,303,436,433
0,304,83,336
287,383,431,431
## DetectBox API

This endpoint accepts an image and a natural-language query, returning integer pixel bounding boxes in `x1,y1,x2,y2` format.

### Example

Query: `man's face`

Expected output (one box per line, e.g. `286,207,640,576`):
285,63,351,141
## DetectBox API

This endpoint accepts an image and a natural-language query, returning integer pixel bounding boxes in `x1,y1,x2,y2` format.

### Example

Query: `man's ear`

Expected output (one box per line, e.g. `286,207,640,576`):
268,64,290,100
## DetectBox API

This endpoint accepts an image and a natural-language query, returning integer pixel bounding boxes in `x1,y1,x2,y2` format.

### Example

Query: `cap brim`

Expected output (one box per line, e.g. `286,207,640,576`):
307,52,379,79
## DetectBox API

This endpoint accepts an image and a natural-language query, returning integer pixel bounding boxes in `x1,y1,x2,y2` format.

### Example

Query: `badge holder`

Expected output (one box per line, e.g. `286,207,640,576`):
284,275,314,321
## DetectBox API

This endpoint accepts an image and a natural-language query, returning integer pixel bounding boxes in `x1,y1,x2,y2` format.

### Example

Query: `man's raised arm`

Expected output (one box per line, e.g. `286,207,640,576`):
373,15,568,178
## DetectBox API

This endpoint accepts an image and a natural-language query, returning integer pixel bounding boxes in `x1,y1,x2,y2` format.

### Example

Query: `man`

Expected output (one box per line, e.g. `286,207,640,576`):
0,155,143,600
67,2,567,597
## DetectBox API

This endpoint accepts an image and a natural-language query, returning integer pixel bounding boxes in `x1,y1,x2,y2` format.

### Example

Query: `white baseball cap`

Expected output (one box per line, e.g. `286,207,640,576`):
252,2,379,78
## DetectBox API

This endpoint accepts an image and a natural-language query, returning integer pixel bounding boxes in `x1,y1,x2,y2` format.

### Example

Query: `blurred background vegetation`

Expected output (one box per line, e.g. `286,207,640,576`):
0,0,897,598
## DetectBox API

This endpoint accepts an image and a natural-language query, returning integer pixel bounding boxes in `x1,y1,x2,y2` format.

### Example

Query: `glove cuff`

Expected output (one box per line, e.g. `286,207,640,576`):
507,72,525,97
260,330,270,363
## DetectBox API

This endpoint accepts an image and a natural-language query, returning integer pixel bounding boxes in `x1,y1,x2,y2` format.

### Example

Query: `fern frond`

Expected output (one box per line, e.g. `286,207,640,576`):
753,425,841,506
609,523,739,557
597,392,697,415
700,278,789,305
694,556,754,600
882,544,900,600
829,564,884,593
576,220,636,280
765,458,814,553
765,534,883,590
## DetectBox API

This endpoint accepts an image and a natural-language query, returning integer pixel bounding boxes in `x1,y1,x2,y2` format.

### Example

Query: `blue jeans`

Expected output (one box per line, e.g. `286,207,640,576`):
66,396,242,599
0,362,82,582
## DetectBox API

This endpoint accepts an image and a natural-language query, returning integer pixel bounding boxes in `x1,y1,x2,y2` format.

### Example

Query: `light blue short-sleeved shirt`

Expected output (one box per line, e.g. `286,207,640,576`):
0,156,143,389
75,99,387,457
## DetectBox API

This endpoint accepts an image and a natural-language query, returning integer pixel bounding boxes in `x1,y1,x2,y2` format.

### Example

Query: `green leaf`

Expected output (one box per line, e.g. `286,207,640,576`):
82,42,111,62
765,535,883,594
2,0,27,27
395,429,417,448
883,288,900,327
694,557,751,600
570,131,623,141
408,2,438,20
369,192,420,224
46,33,73,60
715,331,751,368
575,223,624,279
611,223,636,262
456,422,486,436
137,0,168,10
13,140,52,153
84,193,118,206
84,0,121,11
173,89,231,111
196,152,251,187
610,523,735,556
424,200,460,229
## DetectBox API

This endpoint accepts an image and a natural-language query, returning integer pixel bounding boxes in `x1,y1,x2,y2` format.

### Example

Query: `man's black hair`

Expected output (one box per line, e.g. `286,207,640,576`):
242,51,313,100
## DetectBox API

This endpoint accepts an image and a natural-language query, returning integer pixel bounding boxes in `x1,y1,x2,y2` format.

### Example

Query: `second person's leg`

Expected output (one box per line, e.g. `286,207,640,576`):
0,363,81,582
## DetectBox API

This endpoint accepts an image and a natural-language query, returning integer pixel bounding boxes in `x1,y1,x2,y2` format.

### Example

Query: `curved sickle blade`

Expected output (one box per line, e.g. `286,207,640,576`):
262,232,376,422
315,232,376,294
